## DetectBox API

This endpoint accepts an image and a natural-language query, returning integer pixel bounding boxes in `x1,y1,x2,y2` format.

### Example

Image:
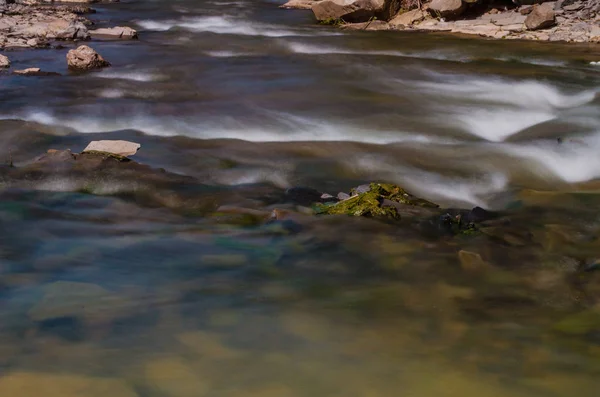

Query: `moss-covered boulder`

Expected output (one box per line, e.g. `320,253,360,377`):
315,183,438,220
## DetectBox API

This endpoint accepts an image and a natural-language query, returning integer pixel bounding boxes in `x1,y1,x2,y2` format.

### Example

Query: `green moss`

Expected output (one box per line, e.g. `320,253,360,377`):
316,183,438,220
81,150,129,162
319,18,345,26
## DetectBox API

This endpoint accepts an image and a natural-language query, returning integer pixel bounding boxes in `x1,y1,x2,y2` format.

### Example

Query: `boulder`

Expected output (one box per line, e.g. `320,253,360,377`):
83,140,141,158
55,20,90,40
311,0,401,23
0,54,9,68
90,26,138,39
66,45,110,70
389,9,426,27
428,0,466,20
280,0,316,9
525,3,556,30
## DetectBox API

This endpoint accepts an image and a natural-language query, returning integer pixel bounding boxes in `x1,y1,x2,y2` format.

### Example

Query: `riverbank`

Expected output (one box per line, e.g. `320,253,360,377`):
0,0,135,69
282,0,600,43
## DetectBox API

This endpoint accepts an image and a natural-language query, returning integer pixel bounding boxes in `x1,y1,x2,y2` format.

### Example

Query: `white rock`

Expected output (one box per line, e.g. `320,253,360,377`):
0,54,9,68
83,140,141,157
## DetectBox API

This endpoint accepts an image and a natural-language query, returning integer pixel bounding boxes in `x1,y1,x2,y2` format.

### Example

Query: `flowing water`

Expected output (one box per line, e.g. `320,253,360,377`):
1,0,600,396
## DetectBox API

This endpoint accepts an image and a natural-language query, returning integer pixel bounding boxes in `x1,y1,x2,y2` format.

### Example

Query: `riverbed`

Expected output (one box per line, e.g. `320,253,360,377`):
1,0,600,396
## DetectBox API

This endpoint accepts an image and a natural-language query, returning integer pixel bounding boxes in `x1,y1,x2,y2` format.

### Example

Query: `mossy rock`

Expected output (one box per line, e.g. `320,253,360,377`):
315,183,438,220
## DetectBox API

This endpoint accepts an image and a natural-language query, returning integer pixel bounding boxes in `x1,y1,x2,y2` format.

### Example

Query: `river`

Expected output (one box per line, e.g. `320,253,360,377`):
0,0,600,396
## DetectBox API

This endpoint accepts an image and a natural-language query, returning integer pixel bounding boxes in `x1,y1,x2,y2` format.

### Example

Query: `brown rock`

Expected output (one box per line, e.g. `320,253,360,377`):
83,140,141,157
311,0,400,23
0,54,9,68
66,45,110,70
389,9,426,27
525,3,556,30
90,26,138,39
428,0,466,20
520,5,534,15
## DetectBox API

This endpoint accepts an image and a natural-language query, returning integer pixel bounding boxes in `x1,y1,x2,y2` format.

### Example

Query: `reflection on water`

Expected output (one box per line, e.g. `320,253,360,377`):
1,0,600,395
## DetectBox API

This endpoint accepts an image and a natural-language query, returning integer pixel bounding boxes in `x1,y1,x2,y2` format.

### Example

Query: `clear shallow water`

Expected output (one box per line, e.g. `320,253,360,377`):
2,0,600,396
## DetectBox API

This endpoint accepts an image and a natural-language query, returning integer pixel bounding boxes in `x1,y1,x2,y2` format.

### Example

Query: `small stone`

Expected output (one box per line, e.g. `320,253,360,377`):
13,67,60,76
352,184,371,194
337,192,350,200
83,140,141,157
0,53,9,68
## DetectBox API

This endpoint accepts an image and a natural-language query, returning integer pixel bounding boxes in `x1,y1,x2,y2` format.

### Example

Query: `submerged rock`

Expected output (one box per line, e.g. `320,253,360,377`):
316,183,438,219
12,67,60,76
66,45,110,70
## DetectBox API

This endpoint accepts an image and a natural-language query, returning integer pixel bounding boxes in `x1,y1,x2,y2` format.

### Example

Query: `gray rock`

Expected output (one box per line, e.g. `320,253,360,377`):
428,0,466,20
525,3,556,30
353,184,371,194
56,20,90,40
563,2,583,11
337,192,351,200
90,26,137,39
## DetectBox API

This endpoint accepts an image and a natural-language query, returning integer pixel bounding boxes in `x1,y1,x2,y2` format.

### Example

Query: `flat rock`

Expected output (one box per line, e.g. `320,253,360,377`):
280,0,316,9
390,9,426,27
55,20,90,40
12,67,60,76
83,140,141,157
66,44,110,70
0,53,9,68
90,26,138,39
340,20,391,30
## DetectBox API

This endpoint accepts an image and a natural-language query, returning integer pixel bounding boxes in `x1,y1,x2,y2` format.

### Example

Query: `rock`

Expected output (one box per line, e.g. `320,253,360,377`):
390,9,426,27
563,2,584,11
83,140,141,157
316,182,438,219
340,20,390,30
26,38,38,47
66,45,110,70
0,372,138,397
90,26,138,39
56,20,90,40
0,54,9,68
28,281,123,323
311,0,401,23
337,192,350,200
458,250,490,272
428,0,466,20
280,0,316,9
12,67,60,76
525,3,556,30
520,5,534,14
